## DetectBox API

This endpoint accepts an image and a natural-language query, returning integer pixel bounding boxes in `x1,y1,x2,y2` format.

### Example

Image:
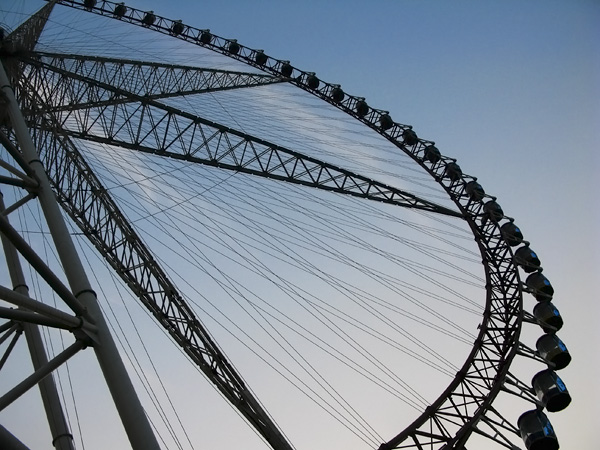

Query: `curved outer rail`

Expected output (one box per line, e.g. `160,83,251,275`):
26,1,529,448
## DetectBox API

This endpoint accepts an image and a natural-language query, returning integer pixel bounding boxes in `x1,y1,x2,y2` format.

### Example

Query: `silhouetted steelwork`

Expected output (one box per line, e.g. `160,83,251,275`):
16,53,459,217
0,1,569,449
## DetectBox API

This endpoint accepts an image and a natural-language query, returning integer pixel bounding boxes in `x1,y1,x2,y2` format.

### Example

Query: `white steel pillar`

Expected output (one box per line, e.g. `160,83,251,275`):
0,192,75,450
0,60,161,450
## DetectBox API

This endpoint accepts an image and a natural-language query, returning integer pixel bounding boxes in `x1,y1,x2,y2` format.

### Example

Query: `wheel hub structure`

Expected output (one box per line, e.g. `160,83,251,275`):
0,2,571,450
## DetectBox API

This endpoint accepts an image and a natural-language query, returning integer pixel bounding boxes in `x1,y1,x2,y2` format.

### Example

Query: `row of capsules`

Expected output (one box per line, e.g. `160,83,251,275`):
176,29,577,449
509,222,571,450
374,111,572,450
414,132,571,450
94,6,572,447
107,3,393,119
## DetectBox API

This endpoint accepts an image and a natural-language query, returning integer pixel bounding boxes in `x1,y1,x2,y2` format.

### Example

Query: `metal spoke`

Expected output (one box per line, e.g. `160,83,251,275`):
0,2,569,449
14,104,294,450
17,54,460,217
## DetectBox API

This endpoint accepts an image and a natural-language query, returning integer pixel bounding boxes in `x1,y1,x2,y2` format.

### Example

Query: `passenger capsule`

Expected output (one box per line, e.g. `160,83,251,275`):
331,86,344,102
518,410,559,450
402,129,419,146
228,40,240,55
114,3,127,17
142,11,156,26
465,180,485,201
423,145,441,164
280,61,293,77
515,246,541,272
526,272,554,301
355,99,369,117
532,369,571,412
500,221,523,247
536,334,571,370
533,301,563,333
171,20,184,35
483,200,504,221
444,162,462,182
306,73,320,89
199,30,212,45
379,113,394,131
84,0,96,9
255,50,268,65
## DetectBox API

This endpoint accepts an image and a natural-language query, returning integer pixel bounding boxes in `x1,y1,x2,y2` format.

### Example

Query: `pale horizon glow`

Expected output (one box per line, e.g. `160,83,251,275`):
0,1,598,449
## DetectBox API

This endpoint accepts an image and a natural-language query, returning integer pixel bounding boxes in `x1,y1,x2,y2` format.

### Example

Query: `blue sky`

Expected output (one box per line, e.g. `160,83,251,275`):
1,0,599,448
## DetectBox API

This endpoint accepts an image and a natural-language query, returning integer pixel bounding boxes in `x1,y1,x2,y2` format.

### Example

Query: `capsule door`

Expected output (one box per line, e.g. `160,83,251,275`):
532,369,571,412
518,410,559,450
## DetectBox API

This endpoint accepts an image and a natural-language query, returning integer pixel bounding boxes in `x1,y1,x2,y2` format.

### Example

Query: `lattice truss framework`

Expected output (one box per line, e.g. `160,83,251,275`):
0,1,565,450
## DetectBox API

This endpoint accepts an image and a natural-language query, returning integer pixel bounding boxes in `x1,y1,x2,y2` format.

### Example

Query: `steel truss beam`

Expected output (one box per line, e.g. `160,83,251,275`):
24,52,284,110
1,2,55,54
372,142,524,449
1,53,161,449
3,46,454,450
4,90,294,450
0,325,22,371
17,53,459,217
6,1,534,448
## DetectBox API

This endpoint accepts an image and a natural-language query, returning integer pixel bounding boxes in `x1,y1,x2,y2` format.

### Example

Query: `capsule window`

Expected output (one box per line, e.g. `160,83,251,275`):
199,31,212,45
515,246,541,272
422,145,441,164
483,200,503,222
171,21,184,35
306,74,320,89
444,162,462,182
533,301,563,333
532,369,571,412
255,51,268,66
331,87,344,102
402,129,419,146
536,334,571,370
379,114,394,130
465,180,485,201
228,40,240,55
280,63,293,77
500,222,523,246
142,12,156,26
518,410,559,450
114,3,127,17
526,272,554,301
355,100,369,117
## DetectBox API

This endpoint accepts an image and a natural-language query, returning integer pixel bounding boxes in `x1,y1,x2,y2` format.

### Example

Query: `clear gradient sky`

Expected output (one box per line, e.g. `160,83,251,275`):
1,0,599,449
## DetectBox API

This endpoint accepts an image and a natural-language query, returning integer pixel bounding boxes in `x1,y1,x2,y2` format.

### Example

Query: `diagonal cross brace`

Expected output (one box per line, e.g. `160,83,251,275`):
11,102,294,450
20,54,461,217
28,52,284,109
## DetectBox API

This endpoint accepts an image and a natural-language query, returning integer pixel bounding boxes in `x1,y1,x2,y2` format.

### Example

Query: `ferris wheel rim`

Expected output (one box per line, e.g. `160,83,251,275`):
25,1,527,448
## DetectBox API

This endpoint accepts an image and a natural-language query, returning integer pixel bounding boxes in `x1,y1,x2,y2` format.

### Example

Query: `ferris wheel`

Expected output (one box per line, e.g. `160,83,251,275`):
0,1,572,449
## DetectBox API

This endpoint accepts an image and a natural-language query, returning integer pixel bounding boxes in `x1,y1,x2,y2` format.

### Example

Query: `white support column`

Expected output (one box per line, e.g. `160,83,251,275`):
0,61,161,449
